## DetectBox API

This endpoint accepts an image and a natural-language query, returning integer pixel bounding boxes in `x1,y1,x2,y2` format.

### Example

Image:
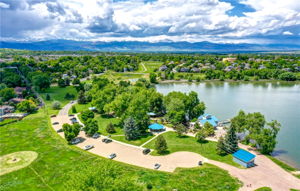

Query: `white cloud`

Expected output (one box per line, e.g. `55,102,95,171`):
0,0,299,44
283,31,293,35
0,2,9,8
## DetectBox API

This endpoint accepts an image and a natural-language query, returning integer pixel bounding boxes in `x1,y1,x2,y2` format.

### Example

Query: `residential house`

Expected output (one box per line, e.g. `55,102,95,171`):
222,57,237,63
159,65,168,71
0,105,15,116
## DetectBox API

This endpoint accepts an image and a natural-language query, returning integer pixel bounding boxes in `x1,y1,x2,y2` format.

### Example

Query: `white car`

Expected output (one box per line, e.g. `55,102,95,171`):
108,153,117,159
84,145,94,150
154,163,161,169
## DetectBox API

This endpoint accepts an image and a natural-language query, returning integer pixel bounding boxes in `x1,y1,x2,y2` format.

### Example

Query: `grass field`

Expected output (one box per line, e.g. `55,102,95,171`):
255,187,272,191
144,131,241,167
112,133,155,146
40,86,78,115
68,103,91,115
0,109,241,191
138,61,163,73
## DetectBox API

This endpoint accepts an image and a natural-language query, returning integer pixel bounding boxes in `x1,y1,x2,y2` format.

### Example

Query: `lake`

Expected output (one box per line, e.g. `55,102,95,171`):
155,81,300,169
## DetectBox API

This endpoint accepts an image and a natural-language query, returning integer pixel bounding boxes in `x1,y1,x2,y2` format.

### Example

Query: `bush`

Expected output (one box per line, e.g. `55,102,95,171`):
81,110,94,122
84,119,98,136
195,129,207,143
71,105,77,113
46,94,51,101
51,101,61,110
64,93,75,100
17,100,37,113
278,72,297,81
106,122,116,134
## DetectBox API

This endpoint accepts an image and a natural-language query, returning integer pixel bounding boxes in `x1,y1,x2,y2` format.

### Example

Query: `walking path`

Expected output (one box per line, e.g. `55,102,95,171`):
51,102,300,191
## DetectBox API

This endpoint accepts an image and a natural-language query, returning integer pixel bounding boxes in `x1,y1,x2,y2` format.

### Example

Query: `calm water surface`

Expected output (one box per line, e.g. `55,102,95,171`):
155,81,300,169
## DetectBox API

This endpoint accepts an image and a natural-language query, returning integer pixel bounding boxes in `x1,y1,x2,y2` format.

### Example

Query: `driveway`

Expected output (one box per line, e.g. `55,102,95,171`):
51,102,300,191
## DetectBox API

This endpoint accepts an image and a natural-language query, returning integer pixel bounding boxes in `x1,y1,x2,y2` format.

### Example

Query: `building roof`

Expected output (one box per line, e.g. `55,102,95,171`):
233,149,256,163
148,123,165,130
198,113,219,127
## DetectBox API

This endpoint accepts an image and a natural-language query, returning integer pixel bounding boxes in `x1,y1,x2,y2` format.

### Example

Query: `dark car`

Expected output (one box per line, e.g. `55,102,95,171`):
56,128,63,133
143,148,151,155
52,122,59,125
154,163,161,170
68,114,74,117
92,133,100,139
102,138,112,143
50,114,56,118
198,161,203,166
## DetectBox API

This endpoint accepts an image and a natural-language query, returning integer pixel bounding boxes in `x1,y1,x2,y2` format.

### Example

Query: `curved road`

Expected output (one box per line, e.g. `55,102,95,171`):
51,102,300,191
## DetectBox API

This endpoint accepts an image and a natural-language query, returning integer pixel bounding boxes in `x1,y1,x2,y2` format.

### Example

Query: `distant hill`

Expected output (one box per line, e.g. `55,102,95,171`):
1,40,300,53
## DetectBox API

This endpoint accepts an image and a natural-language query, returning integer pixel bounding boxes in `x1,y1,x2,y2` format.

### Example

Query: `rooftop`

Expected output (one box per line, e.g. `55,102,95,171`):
198,113,219,127
233,149,256,163
148,123,164,130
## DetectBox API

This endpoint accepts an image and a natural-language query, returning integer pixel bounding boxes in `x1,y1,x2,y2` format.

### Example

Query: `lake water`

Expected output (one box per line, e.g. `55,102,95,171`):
155,81,300,169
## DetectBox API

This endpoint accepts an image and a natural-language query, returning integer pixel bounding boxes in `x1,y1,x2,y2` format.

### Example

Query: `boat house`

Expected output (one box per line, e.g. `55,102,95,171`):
198,114,219,127
233,149,256,168
148,123,165,132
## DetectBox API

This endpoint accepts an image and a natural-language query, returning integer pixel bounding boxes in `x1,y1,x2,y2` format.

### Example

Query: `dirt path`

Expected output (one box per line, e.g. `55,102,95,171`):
51,102,300,191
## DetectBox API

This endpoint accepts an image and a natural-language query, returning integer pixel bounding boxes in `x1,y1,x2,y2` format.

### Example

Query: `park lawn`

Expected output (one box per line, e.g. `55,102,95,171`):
0,110,241,191
94,114,123,135
111,133,155,146
40,86,78,115
102,71,145,82
139,61,163,73
68,103,91,115
174,72,206,80
254,187,272,191
144,131,241,168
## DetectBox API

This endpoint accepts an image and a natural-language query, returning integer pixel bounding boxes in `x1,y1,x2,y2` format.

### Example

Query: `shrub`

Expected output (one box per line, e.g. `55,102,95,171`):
106,122,116,134
81,110,94,122
155,135,168,154
51,101,61,110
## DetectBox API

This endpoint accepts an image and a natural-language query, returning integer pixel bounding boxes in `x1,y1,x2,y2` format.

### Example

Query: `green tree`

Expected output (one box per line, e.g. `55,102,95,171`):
255,120,281,154
71,105,77,113
124,117,140,140
224,126,239,154
32,74,51,91
51,101,61,110
77,90,86,104
175,124,187,137
195,128,207,143
106,122,116,134
155,135,168,154
17,100,37,113
278,72,297,81
81,110,94,122
46,94,51,101
149,73,157,83
62,123,80,143
84,119,98,136
0,88,15,101
216,136,227,155
203,122,215,136
58,78,67,87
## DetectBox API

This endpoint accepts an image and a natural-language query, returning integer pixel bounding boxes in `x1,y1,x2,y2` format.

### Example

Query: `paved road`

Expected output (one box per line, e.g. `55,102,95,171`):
51,102,300,191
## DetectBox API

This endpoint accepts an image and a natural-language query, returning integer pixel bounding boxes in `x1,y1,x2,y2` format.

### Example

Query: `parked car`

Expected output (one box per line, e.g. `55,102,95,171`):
102,138,112,143
154,163,161,169
52,122,59,125
50,114,56,118
71,138,81,145
84,145,94,150
143,148,151,155
56,128,63,133
92,133,100,139
108,153,117,159
198,161,203,166
68,114,74,117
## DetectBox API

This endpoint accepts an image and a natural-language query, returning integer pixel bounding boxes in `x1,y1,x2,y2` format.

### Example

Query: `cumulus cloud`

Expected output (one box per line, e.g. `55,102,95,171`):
0,0,299,44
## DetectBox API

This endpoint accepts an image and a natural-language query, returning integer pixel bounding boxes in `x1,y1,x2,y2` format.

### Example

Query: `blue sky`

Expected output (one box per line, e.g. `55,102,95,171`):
0,0,299,44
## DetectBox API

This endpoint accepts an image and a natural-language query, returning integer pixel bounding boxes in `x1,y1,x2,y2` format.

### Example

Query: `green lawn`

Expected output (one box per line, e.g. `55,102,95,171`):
68,103,91,115
40,86,78,115
139,61,163,73
102,71,145,82
255,187,272,191
0,110,241,191
144,131,241,167
112,133,155,146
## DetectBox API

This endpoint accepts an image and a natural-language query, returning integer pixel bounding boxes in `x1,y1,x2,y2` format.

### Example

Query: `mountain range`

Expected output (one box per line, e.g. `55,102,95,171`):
1,40,300,53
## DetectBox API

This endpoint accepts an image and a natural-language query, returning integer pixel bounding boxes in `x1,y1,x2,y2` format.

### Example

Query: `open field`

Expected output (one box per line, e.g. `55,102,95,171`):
138,61,163,73
144,131,240,167
112,133,155,146
40,86,78,115
0,110,241,191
